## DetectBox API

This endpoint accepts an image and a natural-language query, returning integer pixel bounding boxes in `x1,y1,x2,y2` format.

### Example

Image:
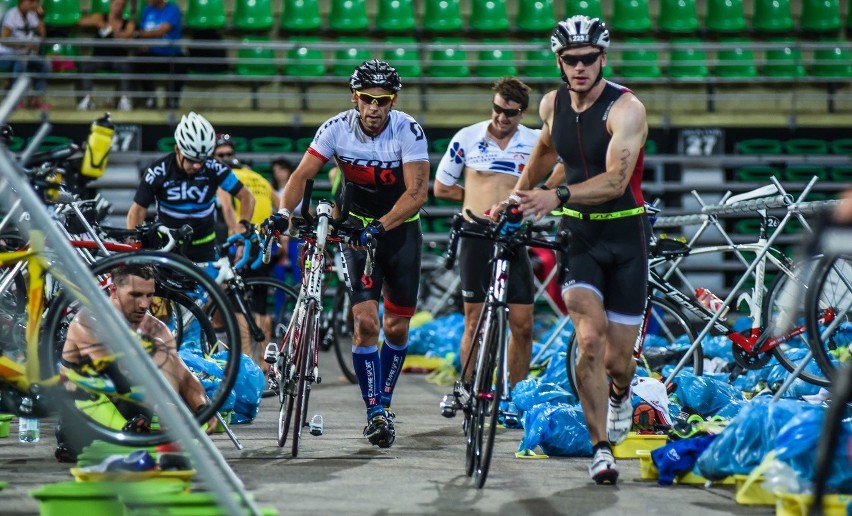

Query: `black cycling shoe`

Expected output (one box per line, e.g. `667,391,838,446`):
363,413,395,449
54,445,77,464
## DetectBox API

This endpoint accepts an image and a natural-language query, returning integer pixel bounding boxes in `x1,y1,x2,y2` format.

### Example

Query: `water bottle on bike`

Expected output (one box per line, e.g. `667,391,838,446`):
695,288,729,321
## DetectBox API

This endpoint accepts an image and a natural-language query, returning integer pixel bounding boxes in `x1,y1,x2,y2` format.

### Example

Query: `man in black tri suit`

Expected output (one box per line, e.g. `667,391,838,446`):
492,16,650,485
264,60,430,449
126,112,256,262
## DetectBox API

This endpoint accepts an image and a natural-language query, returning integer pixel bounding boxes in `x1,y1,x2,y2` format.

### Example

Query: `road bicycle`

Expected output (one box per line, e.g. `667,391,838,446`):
262,180,372,457
440,207,564,488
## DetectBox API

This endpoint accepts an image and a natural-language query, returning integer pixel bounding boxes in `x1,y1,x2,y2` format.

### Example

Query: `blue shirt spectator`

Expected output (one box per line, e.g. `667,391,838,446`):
138,0,182,57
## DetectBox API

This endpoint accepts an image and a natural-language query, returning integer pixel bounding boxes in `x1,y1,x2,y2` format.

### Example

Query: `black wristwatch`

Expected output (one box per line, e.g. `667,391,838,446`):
555,185,571,204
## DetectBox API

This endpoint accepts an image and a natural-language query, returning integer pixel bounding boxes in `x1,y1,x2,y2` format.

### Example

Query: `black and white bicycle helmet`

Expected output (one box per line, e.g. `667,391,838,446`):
349,59,402,92
174,112,216,161
551,15,611,54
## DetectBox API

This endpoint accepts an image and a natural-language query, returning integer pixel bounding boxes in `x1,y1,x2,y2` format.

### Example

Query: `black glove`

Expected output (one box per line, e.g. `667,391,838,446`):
262,211,289,236
239,219,257,239
351,221,385,246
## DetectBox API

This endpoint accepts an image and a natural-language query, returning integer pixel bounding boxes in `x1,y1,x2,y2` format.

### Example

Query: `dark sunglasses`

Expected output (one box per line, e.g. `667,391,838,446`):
492,103,523,117
215,151,234,159
559,51,603,67
355,91,395,107
180,152,205,165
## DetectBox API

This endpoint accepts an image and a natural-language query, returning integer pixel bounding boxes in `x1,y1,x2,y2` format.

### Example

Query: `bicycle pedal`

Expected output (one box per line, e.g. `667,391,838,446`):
439,394,458,418
263,342,278,364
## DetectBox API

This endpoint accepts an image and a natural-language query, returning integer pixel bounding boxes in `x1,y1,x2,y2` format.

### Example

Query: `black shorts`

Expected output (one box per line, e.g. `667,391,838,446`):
558,214,650,319
341,219,422,318
458,222,534,304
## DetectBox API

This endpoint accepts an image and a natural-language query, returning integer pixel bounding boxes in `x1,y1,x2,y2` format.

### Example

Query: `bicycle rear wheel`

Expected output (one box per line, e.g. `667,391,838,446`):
471,308,505,489
765,263,831,387
331,287,357,384
806,254,852,382
40,251,240,447
291,299,318,457
566,297,700,395
277,325,296,448
464,309,490,478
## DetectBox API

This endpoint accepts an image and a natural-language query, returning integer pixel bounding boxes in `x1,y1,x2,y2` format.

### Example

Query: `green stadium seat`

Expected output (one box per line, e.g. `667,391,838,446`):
235,37,277,76
431,137,452,154
283,37,325,77
830,139,852,154
27,135,74,152
469,0,510,34
185,0,226,30
427,38,470,78
615,38,662,79
228,136,250,152
328,0,370,34
280,0,322,33
763,40,806,78
157,137,176,153
233,0,274,32
705,0,747,34
564,0,603,19
45,41,80,73
714,39,758,78
295,137,314,153
611,0,652,33
475,39,517,78
89,0,110,15
516,0,555,35
830,166,852,181
658,0,699,35
734,165,781,182
668,38,709,79
784,138,829,154
522,48,557,78
734,219,763,235
383,37,422,78
736,139,783,154
644,140,657,154
331,37,373,77
375,0,417,34
422,0,463,34
800,0,842,33
250,136,294,153
7,135,25,153
43,0,80,27
752,0,793,33
784,165,828,182
812,43,852,78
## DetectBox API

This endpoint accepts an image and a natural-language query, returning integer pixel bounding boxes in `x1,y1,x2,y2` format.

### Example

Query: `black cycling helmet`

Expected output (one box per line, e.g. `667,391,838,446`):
215,133,234,149
551,15,611,54
349,59,402,93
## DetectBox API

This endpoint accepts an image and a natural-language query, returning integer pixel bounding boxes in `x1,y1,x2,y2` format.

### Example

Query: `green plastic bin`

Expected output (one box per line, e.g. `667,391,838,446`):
31,481,183,516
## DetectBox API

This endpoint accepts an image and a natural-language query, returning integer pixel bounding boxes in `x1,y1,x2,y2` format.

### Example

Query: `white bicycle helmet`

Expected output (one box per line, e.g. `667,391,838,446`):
174,112,216,161
551,15,611,54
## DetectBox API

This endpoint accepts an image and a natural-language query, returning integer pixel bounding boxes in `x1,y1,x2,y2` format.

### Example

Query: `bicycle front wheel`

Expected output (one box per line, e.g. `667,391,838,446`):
567,297,700,396
471,308,505,489
806,254,852,382
291,299,319,458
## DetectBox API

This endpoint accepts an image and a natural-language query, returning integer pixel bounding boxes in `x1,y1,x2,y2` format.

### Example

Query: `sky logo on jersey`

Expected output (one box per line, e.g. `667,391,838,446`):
450,142,465,164
489,161,518,174
165,183,210,203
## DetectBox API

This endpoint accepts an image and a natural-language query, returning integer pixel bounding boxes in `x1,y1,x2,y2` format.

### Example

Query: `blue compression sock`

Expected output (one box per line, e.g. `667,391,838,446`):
379,340,408,408
352,345,382,416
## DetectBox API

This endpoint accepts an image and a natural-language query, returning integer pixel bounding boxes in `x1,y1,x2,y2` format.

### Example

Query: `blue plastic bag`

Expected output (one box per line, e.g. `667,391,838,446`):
512,378,576,412
519,402,592,457
219,352,265,424
672,370,745,418
695,397,806,480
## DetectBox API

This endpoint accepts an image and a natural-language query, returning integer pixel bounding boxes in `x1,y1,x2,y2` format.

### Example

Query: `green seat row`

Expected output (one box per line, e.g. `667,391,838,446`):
734,166,851,182
736,138,852,155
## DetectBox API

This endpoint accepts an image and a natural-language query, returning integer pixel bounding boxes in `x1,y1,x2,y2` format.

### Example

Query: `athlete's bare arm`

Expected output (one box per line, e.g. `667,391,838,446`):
126,202,147,230
544,162,565,189
378,160,430,231
433,179,464,202
513,90,560,191
233,187,255,230
561,94,647,205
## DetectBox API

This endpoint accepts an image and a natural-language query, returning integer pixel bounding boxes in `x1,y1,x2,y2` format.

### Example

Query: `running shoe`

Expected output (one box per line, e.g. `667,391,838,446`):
363,413,395,448
588,446,619,484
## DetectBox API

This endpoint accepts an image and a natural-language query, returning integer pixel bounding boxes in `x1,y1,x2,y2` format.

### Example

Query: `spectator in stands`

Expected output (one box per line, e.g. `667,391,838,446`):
433,77,540,428
0,0,50,110
492,16,650,485
76,0,136,112
131,0,184,110
214,133,280,370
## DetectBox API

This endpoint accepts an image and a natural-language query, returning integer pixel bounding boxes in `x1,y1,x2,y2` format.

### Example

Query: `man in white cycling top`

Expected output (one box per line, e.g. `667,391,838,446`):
264,60,430,449
433,77,540,427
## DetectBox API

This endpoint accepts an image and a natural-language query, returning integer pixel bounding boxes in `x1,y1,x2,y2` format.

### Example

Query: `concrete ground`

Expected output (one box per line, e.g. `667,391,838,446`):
0,351,773,515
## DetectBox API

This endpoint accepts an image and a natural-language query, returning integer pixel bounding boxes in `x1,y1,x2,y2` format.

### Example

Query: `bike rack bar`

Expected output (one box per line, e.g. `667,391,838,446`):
701,195,790,216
